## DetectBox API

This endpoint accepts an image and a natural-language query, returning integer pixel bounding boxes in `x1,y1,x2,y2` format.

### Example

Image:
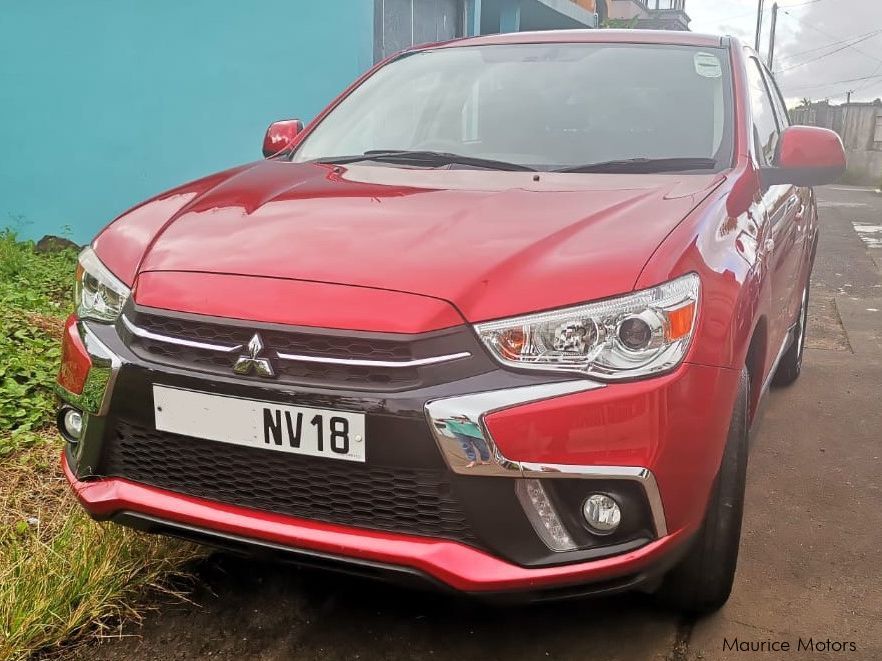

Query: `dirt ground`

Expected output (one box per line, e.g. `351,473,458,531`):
69,186,882,661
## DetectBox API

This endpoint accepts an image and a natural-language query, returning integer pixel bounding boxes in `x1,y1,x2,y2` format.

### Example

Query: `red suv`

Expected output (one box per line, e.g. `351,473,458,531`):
57,30,845,613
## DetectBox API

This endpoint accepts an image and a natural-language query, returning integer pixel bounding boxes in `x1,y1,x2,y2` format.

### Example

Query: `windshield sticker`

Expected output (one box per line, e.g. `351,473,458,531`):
694,52,723,79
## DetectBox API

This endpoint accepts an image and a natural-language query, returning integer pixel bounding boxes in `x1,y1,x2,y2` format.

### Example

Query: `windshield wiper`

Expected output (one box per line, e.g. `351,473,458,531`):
314,150,537,172
555,157,718,174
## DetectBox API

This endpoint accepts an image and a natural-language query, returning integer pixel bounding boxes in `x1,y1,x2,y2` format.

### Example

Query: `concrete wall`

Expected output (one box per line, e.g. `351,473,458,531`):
791,102,882,186
846,150,882,187
0,1,374,243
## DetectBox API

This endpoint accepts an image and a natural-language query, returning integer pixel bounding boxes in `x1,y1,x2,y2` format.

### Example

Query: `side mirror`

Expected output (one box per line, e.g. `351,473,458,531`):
760,125,846,187
262,119,304,158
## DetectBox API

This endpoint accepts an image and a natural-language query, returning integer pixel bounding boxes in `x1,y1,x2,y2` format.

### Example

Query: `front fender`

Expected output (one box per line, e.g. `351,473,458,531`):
636,166,772,374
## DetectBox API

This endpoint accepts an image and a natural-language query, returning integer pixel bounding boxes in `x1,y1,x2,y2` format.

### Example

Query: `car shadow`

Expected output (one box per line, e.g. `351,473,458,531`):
81,550,684,661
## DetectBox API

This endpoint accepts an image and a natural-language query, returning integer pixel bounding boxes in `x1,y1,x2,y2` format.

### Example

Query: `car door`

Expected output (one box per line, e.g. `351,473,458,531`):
745,56,801,358
761,62,812,331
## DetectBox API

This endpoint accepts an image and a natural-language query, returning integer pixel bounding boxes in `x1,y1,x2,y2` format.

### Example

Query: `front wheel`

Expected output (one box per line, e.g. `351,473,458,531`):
656,368,749,616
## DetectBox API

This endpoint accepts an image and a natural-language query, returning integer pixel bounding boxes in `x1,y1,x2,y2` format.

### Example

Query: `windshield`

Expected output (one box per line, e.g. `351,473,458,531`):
292,42,734,172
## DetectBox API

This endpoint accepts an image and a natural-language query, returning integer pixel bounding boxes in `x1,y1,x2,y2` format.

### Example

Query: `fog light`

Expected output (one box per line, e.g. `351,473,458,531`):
582,494,622,535
60,408,83,441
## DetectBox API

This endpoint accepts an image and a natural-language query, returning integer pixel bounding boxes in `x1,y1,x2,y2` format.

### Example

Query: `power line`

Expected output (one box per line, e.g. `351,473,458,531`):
776,29,882,72
853,62,882,93
781,0,822,8
778,28,882,62
779,8,882,66
784,75,882,103
784,72,882,92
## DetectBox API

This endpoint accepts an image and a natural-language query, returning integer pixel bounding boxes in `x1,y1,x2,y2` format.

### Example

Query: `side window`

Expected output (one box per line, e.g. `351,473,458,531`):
760,64,791,130
746,58,781,165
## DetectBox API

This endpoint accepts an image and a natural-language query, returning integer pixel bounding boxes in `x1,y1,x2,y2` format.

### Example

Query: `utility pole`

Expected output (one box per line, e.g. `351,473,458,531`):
843,90,853,147
755,0,765,51
767,3,779,69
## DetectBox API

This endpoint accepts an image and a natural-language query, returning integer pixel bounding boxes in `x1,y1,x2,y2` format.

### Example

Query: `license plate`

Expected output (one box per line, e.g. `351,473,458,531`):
152,385,366,463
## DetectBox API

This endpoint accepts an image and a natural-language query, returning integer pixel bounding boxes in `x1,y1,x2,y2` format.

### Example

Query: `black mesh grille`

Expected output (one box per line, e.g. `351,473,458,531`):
101,421,479,546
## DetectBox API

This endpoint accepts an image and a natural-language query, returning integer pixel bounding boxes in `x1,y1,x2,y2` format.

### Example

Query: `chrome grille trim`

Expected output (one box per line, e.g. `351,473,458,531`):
274,350,471,368
121,315,243,353
122,315,471,368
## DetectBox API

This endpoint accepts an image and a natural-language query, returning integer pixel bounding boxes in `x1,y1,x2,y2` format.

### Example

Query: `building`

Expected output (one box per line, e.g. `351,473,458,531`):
790,100,882,186
606,0,690,30
569,1,608,23
376,0,601,59
1,1,597,243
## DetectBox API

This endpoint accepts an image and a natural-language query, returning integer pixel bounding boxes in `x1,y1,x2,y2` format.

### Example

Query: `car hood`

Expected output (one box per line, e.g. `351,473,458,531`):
118,160,723,323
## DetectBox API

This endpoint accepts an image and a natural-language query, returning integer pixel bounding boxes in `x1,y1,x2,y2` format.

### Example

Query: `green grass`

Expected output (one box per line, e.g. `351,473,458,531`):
0,230,72,451
0,231,200,660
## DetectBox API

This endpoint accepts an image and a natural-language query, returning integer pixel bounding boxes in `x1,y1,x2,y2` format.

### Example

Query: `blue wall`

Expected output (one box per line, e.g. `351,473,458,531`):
0,1,374,243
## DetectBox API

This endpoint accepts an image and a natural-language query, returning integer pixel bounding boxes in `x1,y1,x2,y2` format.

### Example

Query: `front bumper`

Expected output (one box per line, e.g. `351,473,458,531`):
57,312,740,593
61,452,691,594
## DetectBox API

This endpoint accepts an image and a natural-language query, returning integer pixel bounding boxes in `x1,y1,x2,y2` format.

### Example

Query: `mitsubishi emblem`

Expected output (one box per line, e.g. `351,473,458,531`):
233,334,275,377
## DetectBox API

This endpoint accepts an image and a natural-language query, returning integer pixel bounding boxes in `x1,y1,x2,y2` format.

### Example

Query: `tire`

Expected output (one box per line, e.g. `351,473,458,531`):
656,368,750,616
772,280,810,387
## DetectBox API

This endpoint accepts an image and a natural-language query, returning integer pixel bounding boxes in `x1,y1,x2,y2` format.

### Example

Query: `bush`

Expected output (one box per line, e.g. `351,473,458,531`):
0,232,75,454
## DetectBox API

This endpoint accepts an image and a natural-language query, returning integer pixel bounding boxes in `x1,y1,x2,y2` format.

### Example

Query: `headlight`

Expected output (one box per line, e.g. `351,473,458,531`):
475,273,700,380
75,247,131,323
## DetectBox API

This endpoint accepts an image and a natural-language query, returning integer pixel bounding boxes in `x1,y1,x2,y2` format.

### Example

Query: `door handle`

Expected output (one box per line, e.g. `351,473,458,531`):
784,195,800,214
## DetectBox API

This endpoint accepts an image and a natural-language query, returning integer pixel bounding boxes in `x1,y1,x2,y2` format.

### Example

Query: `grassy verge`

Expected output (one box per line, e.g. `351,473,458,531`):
0,231,200,660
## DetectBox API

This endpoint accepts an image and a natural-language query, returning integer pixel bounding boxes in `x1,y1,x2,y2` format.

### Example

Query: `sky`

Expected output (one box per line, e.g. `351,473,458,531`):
687,0,882,105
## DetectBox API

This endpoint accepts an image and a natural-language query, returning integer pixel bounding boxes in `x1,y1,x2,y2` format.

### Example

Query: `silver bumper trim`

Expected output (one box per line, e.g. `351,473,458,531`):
55,321,123,417
425,381,668,539
522,464,668,537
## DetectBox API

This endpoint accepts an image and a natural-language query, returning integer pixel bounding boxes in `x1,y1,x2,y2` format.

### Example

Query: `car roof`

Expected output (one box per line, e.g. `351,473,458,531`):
429,29,727,50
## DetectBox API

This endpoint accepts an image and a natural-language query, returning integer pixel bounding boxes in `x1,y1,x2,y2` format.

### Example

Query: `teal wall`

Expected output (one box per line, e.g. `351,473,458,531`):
0,1,374,243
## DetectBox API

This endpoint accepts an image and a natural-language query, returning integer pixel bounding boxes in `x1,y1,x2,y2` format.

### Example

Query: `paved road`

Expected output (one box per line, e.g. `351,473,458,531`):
74,187,882,661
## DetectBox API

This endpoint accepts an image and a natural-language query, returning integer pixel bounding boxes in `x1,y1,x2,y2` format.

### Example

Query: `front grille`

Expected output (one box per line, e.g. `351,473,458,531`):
133,335,420,389
125,310,421,390
120,307,492,392
137,314,413,361
101,421,480,546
